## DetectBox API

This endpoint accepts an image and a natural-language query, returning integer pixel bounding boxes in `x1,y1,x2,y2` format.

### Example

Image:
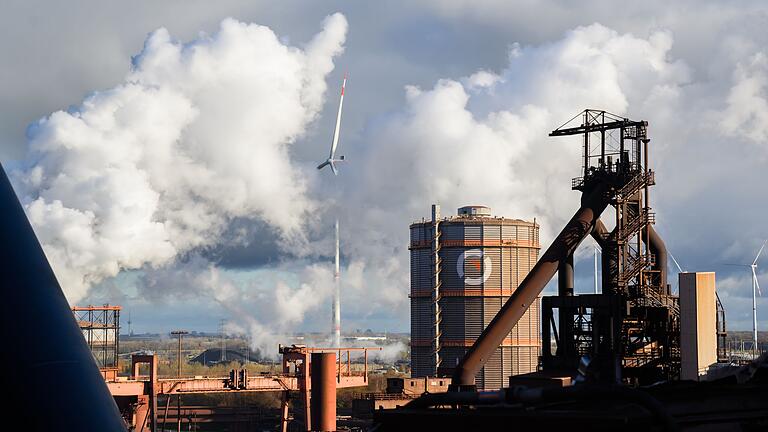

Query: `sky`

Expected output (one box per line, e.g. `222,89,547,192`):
2,1,768,353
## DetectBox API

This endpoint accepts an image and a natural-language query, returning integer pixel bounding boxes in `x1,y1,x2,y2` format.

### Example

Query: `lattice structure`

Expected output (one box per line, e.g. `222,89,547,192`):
73,305,120,369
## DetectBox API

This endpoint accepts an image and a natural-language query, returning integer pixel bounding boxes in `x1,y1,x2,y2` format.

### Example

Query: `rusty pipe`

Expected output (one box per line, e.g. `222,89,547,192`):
642,225,668,291
310,352,336,431
450,184,610,389
558,254,574,297
557,253,575,358
591,219,618,295
591,219,610,249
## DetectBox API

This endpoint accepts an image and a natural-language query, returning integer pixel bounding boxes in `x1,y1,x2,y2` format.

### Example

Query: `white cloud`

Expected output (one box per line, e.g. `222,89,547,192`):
13,14,348,302
721,52,768,144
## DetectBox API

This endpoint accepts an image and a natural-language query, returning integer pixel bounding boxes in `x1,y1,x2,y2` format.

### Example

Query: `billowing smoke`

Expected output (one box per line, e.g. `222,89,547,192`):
139,257,335,356
13,14,348,302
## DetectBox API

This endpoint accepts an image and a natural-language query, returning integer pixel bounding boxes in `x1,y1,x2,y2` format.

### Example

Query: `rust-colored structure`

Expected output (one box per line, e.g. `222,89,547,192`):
373,110,768,431
73,305,121,379
310,352,337,431
410,205,540,389
105,345,379,431
451,110,685,389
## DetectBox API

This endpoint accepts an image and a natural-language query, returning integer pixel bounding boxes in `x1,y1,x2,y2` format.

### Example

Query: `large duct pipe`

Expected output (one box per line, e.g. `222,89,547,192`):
558,254,574,297
592,219,618,295
557,253,574,358
642,225,668,292
0,164,126,430
591,219,610,250
310,352,337,432
450,184,610,389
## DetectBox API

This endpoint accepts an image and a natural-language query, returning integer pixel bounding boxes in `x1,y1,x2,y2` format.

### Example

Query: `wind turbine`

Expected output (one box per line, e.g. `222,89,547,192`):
318,75,348,348
317,74,347,175
725,239,767,360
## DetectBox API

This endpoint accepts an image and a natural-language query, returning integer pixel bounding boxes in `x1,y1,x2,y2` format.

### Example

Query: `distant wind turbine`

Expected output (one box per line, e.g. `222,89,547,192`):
318,75,349,348
317,74,347,175
725,239,767,359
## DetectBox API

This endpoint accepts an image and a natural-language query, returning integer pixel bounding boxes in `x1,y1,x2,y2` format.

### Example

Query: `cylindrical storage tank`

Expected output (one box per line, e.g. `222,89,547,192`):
310,352,336,431
410,205,541,389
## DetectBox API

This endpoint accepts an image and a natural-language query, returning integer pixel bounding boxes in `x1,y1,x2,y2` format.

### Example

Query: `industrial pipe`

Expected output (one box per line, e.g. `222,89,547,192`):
557,253,575,358
0,164,126,431
558,254,574,297
310,352,337,432
642,225,668,292
591,219,610,250
592,219,618,295
450,184,610,390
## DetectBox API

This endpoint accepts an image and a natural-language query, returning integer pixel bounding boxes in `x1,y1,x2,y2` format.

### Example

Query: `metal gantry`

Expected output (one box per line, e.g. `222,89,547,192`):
73,305,121,369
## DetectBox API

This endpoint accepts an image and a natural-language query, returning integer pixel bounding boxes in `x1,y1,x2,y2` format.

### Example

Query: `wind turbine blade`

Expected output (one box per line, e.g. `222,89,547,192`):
753,239,768,265
754,267,762,296
330,161,338,176
329,76,346,159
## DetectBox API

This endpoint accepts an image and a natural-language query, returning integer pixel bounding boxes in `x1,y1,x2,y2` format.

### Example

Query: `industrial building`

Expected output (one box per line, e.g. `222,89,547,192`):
410,205,541,389
374,109,768,431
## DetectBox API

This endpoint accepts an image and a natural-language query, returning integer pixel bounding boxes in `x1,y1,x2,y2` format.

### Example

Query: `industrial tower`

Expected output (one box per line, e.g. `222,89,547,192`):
543,110,681,382
449,110,728,389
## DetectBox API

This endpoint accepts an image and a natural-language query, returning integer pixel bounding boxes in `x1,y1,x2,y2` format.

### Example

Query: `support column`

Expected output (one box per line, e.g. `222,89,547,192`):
131,354,158,432
303,351,311,432
280,391,289,432
150,356,158,432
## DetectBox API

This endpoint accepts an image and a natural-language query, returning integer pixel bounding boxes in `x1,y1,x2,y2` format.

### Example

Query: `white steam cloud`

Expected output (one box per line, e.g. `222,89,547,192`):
14,14,348,302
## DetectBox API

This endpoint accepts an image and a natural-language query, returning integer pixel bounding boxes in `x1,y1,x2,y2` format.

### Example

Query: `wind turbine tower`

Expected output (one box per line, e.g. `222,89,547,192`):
726,239,766,359
750,241,766,359
333,219,341,347
318,75,348,348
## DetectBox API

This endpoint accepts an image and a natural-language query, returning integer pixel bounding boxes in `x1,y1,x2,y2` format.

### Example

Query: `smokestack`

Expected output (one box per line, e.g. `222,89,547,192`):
0,163,126,430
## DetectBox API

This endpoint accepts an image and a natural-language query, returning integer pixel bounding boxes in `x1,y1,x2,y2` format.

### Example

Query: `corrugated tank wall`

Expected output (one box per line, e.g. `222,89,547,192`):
410,209,541,389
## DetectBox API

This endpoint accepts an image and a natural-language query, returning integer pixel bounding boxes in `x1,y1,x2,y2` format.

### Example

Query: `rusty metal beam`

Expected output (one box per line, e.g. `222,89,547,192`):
451,183,610,389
